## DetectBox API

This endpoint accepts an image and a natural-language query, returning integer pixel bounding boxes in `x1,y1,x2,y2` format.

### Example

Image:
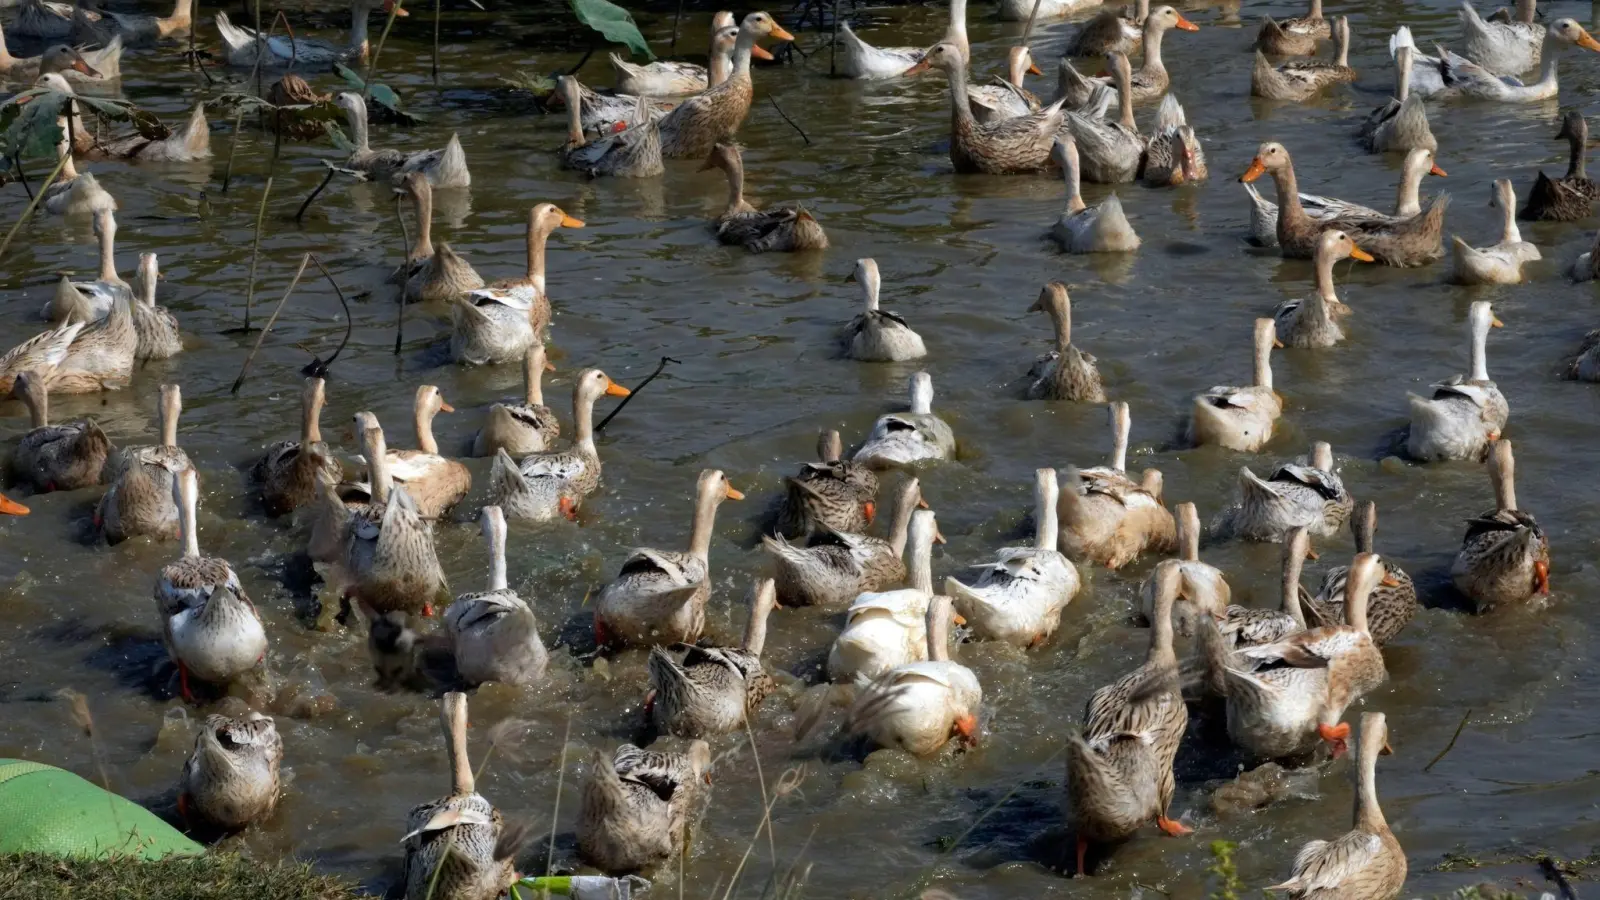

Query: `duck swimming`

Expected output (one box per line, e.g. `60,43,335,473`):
444,506,547,687
854,372,957,468
1406,301,1506,463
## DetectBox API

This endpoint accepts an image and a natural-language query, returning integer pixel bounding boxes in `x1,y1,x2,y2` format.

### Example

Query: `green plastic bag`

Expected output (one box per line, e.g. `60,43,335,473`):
0,759,202,860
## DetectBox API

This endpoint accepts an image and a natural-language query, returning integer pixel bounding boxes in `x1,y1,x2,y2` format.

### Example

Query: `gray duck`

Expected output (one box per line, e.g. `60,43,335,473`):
646,578,779,737
178,712,282,832
252,376,343,518
763,476,927,609
577,741,712,875
9,369,111,493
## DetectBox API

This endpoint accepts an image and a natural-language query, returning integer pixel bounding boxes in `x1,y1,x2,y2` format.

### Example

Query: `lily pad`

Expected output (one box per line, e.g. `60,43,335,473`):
570,0,653,60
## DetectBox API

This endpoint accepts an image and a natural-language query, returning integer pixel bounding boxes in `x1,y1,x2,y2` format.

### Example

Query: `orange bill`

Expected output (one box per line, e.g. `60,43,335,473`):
1578,30,1600,52
916,497,930,510
0,493,29,516
604,378,631,397
1240,157,1267,183
1428,163,1447,177
933,528,947,545
769,24,795,41
1349,245,1375,262
1027,62,1043,75
1174,13,1199,31
862,501,876,525
559,212,585,227
1491,315,1504,328
1272,337,1285,349
1380,572,1400,587
1380,740,1394,756
71,57,98,77
437,398,455,413
1534,559,1550,594
544,361,557,372
751,43,775,61
725,485,745,501
904,58,931,76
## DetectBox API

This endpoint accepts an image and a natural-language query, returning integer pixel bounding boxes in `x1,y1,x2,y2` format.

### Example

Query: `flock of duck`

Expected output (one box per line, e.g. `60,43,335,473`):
0,0,1589,895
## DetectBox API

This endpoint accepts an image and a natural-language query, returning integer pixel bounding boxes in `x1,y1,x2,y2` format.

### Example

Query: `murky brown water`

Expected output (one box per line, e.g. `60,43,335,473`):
5,0,1600,895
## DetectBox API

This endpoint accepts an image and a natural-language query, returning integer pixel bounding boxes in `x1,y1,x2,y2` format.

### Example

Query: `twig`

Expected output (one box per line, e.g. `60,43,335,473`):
393,191,409,355
829,0,840,75
302,253,353,378
1020,0,1044,46
744,716,778,874
294,165,337,222
668,0,686,53
231,252,311,394
567,36,597,76
220,110,244,193
1540,856,1579,900
594,356,680,433
543,715,573,896
0,150,68,261
1423,708,1473,773
430,0,441,84
250,0,264,99
767,96,809,144
239,176,273,333
12,153,32,201
362,0,407,104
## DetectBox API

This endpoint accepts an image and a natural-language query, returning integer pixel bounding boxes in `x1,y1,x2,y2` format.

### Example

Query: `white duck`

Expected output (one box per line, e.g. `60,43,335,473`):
42,206,129,324
214,0,404,67
1393,20,1598,102
828,508,942,682
1187,318,1283,452
835,0,968,79
336,92,470,189
1050,135,1139,253
608,12,734,97
848,594,982,755
840,258,926,362
1406,301,1507,462
444,506,547,687
946,468,1080,648
853,372,956,468
1451,179,1539,285
1461,0,1587,77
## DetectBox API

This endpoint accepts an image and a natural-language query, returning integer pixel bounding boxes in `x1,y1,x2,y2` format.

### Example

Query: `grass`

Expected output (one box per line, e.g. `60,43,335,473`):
0,853,375,900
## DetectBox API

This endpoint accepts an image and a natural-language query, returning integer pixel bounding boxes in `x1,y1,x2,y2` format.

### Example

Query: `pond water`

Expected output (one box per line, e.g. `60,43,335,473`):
3,0,1600,896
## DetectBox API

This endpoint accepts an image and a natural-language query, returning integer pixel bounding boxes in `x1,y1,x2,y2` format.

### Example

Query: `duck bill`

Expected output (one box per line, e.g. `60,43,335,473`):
0,493,30,516
862,501,876,525
437,399,455,413
559,213,585,228
1491,316,1505,328
769,24,795,41
751,43,775,61
71,57,99,77
725,486,745,501
1577,31,1600,52
1429,163,1448,177
1027,62,1043,75
1174,13,1199,31
1240,157,1267,183
1534,559,1550,595
603,379,631,397
1349,246,1375,262
904,58,932,76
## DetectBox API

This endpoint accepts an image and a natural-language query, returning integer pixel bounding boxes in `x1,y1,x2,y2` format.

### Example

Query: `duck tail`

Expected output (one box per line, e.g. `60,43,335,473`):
181,103,210,157
437,133,469,188
943,575,989,629
1154,93,1186,131
84,34,123,76
1250,50,1285,95
488,448,527,499
1389,25,1415,57
214,11,251,49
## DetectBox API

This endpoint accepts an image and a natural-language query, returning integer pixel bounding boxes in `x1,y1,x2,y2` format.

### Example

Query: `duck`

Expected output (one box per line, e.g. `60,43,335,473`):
836,0,967,78
577,741,711,876
609,11,736,96
1024,281,1105,402
702,142,827,252
646,577,778,737
215,0,403,67
336,93,469,188
1565,324,1600,379
1406,301,1507,463
36,106,117,218
1201,530,1310,663
998,0,1093,22
252,376,343,518
947,468,1081,647
10,0,86,40
368,385,471,520
558,78,664,179
1519,111,1598,222
840,258,925,362
472,344,559,457
92,0,191,43
1209,553,1388,760
1573,229,1600,283
177,712,281,832
1060,401,1175,569
1050,135,1140,253
0,33,100,80
79,103,209,162
1451,439,1549,613
1065,0,1148,58
1065,561,1189,876
51,290,137,397
156,467,267,700
1265,712,1405,899
401,693,519,900
0,320,81,398
452,204,582,366
1137,502,1230,636
1309,502,1416,646
1214,442,1354,544
1086,6,1200,103
1272,230,1374,349
848,594,982,756
1401,20,1598,102
558,75,672,138
41,205,128,325
911,41,1065,176
763,476,925,609
342,412,449,618
1253,0,1328,56
395,172,483,304
1186,318,1283,453
966,46,1043,124
772,430,879,538
9,369,111,493
657,11,792,158
1462,0,1573,77
853,371,957,469
444,506,547,687
1063,52,1141,184
97,383,190,543
130,254,182,360
1237,141,1336,258
1452,179,1539,284
1142,94,1206,187
1358,43,1435,154
488,368,629,521
828,508,943,682
593,469,744,648
1251,16,1354,101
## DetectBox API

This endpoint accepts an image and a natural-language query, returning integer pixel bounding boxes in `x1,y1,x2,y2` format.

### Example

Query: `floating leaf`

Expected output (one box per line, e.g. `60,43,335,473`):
333,64,422,124
570,0,654,60
501,71,556,96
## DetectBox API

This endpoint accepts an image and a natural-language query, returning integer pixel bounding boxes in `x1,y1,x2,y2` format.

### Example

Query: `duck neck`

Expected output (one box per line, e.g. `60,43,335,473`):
1353,503,1375,554
1333,19,1349,67
1394,46,1412,102
945,63,976,130
1141,22,1168,79
349,4,373,57
926,599,951,662
1109,408,1129,472
1050,294,1072,351
742,584,775,655
1306,0,1322,17
1567,119,1588,180
164,0,192,27
414,399,438,455
21,382,47,429
1034,473,1059,551
573,385,599,457
524,215,549,293
888,484,918,557
1493,450,1517,511
1007,51,1027,88
179,476,200,558
943,0,968,60
1254,330,1274,391
485,515,507,591
1513,0,1535,24
524,351,545,406
1147,585,1176,667
1395,159,1424,218
302,382,324,444
687,486,721,562
348,97,372,152
443,697,474,795
1270,162,1306,227
411,183,434,260
1347,579,1370,633
1115,69,1135,130
1178,506,1199,561
1469,316,1490,382
1281,543,1306,626
160,391,180,448
366,426,391,504
1314,247,1340,303
708,44,732,87
859,266,880,313
96,215,118,283
1498,185,1522,245
1354,737,1387,832
1062,146,1086,214
907,524,934,594
731,28,757,79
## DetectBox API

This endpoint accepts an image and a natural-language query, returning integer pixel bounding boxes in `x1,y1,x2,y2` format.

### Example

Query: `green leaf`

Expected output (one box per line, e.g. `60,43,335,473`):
501,71,556,96
1,88,69,159
570,0,654,60
324,121,355,152
334,63,367,93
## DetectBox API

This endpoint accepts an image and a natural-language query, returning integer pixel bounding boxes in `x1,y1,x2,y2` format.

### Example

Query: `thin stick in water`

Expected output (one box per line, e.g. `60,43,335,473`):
231,252,311,394
0,151,69,262
220,110,244,194
1424,708,1473,773
767,96,809,145
1021,0,1044,46
431,0,442,84
829,0,840,75
594,356,681,433
241,176,273,333
302,253,353,379
543,715,573,895
668,0,686,53
363,0,407,103
294,166,337,222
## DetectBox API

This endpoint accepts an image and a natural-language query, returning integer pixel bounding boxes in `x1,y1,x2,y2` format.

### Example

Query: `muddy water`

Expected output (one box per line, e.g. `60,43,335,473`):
4,0,1600,895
